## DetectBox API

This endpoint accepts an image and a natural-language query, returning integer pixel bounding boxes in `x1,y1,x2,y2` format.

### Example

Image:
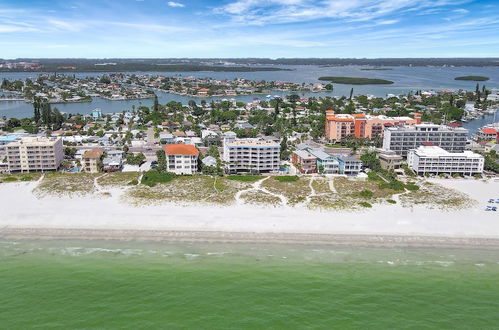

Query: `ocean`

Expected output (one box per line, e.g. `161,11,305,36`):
1,239,498,329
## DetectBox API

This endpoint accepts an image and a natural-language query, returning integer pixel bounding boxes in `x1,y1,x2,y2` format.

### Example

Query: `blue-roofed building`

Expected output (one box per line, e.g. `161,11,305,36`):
336,154,362,175
304,148,339,174
91,108,103,119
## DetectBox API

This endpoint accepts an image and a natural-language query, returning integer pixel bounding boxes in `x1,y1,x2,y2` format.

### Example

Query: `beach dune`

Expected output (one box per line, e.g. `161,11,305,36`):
1,178,498,247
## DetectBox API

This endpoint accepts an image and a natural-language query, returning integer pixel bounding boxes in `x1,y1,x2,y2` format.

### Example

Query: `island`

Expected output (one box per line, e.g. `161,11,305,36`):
454,76,490,81
360,68,393,71
318,76,394,84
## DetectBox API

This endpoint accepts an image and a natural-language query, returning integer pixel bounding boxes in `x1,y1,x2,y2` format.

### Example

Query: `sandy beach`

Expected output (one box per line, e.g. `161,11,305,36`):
1,177,498,247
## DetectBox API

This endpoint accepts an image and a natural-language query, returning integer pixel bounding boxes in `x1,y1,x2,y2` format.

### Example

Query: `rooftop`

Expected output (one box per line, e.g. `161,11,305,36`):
226,138,280,147
83,148,104,159
165,144,199,156
411,146,482,158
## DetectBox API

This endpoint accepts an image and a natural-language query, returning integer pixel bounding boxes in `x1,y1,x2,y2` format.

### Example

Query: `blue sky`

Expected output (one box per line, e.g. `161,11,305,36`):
0,0,498,58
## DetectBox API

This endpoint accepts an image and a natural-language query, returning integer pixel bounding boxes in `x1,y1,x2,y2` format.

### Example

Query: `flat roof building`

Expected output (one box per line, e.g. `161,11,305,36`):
383,124,468,156
407,146,484,176
223,136,280,174
5,137,63,173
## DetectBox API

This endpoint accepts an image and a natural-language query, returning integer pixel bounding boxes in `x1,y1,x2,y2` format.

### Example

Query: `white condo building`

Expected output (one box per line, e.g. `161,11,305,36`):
164,144,199,175
383,124,468,156
407,146,484,176
5,137,64,173
223,133,280,173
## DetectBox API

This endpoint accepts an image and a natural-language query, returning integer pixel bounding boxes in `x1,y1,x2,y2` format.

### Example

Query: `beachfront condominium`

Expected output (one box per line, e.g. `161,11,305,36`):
407,146,484,176
5,136,64,172
164,144,199,175
223,132,280,173
325,110,422,142
383,124,468,156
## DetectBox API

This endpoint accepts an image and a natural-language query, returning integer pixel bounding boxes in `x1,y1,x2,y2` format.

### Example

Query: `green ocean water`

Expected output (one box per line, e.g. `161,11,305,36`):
1,240,499,329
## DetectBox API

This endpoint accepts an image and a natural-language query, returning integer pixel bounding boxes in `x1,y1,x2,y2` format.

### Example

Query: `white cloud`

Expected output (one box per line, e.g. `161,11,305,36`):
167,1,185,8
215,0,473,26
453,8,469,14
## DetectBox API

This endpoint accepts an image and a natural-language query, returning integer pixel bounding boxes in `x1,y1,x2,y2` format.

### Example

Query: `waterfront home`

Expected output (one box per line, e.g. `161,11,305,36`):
82,148,104,173
376,149,404,170
164,144,199,175
291,149,317,174
336,154,363,175
91,108,103,119
103,156,122,172
304,148,340,174
475,127,498,143
407,146,484,176
202,156,217,168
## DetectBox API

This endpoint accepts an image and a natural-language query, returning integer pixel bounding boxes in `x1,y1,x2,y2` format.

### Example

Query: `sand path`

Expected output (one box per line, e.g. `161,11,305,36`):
235,176,288,206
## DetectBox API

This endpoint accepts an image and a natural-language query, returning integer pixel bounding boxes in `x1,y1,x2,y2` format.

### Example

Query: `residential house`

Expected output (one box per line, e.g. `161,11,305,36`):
82,148,104,173
291,149,317,174
377,149,404,170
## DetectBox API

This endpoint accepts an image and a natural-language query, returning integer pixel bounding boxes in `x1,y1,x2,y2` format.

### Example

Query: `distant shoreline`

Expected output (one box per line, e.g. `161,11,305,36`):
3,228,499,249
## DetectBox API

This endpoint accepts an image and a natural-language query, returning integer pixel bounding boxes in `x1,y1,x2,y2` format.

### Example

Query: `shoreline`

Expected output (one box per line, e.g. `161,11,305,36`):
3,227,499,249
1,177,498,248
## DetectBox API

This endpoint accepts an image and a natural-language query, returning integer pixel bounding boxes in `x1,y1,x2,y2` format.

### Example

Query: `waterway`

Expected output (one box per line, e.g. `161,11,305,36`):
1,65,498,133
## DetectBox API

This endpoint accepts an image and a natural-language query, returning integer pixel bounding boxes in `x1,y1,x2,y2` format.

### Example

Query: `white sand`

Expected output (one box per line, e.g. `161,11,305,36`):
1,177,498,241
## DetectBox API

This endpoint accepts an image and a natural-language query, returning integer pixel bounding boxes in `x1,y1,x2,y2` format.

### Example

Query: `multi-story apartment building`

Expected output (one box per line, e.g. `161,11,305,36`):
5,137,63,173
164,144,199,175
325,110,421,142
223,135,280,173
407,146,484,176
82,148,104,173
383,124,468,156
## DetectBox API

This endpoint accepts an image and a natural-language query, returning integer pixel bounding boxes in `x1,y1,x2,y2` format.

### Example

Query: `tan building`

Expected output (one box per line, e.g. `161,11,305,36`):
6,137,64,173
82,148,104,173
377,150,404,170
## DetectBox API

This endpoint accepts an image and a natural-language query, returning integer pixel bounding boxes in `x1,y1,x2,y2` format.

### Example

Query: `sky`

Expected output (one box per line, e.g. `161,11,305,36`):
0,0,498,58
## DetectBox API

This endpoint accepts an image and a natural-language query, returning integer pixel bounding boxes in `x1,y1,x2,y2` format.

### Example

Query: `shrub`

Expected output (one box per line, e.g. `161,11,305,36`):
402,164,416,177
367,171,381,181
405,183,420,191
226,175,261,182
141,170,176,187
20,175,33,181
359,189,374,198
274,176,299,182
379,180,405,191
3,176,18,182
387,199,397,204
128,179,139,185
359,201,372,208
